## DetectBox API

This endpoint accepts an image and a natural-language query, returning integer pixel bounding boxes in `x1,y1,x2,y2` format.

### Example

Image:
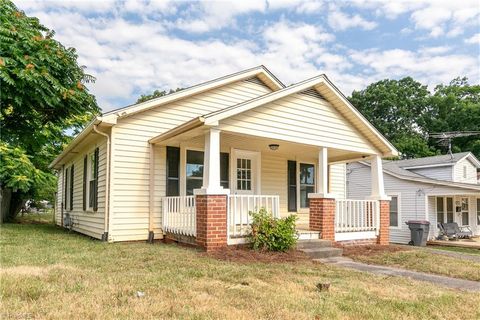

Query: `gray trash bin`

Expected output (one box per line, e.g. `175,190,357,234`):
405,220,430,246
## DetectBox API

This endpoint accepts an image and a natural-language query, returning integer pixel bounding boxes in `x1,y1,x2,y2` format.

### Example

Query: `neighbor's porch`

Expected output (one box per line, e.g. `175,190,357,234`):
428,194,480,240
150,127,391,250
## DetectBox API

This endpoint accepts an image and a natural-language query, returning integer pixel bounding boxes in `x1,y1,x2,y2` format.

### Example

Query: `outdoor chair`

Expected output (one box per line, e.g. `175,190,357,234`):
437,222,473,240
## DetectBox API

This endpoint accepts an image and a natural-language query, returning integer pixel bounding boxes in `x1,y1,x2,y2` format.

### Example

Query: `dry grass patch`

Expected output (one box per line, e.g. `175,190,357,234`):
1,215,480,319
345,245,480,281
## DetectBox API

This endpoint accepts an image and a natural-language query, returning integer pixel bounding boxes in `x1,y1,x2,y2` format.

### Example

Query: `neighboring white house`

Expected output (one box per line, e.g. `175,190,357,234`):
50,66,398,247
347,152,480,244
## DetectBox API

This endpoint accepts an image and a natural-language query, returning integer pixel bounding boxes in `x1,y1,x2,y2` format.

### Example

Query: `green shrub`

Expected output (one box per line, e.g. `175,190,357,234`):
248,208,297,252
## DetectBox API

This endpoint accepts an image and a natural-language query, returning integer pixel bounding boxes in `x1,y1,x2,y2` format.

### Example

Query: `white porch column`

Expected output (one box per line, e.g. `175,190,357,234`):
309,147,334,199
317,147,328,196
196,128,228,195
368,155,390,200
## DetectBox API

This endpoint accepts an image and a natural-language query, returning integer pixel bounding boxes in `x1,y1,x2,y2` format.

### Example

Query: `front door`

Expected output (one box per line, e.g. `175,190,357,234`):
231,149,260,195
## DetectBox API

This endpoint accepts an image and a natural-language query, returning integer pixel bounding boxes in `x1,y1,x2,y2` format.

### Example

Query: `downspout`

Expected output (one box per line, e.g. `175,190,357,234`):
148,143,155,243
93,125,111,242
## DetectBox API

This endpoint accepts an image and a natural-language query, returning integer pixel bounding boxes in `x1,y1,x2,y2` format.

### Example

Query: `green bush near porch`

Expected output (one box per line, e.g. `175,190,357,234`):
248,208,297,252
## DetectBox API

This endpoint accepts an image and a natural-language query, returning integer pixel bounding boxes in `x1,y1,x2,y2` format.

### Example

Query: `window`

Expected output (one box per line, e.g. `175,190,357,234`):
87,152,96,209
477,198,480,225
436,197,444,223
287,161,297,212
389,196,399,227
166,147,180,196
463,166,467,179
299,163,315,208
186,150,204,195
446,197,454,223
220,153,229,189
236,158,252,191
461,198,469,226
64,167,69,210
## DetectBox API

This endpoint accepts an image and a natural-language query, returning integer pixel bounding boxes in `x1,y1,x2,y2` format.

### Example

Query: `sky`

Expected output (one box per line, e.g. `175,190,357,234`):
18,0,480,112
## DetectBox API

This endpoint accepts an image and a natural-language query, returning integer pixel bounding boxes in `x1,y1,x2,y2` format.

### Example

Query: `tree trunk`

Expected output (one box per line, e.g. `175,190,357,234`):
0,188,25,223
0,187,12,223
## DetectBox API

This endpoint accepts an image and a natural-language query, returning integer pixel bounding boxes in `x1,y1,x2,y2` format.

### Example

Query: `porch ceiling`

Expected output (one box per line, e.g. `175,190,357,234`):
155,128,371,163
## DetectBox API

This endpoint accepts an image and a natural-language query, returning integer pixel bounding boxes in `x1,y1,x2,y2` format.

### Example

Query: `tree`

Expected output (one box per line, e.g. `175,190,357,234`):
426,77,480,159
136,88,183,103
0,0,99,222
349,77,436,158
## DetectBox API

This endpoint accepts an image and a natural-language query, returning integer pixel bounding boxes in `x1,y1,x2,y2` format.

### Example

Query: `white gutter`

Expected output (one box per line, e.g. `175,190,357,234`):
92,125,111,241
49,117,103,169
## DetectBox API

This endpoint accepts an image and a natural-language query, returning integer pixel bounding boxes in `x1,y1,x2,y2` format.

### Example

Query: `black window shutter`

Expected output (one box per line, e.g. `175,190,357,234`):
93,147,99,212
83,155,87,211
64,168,68,210
166,146,180,196
70,165,74,211
220,152,229,189
287,160,297,212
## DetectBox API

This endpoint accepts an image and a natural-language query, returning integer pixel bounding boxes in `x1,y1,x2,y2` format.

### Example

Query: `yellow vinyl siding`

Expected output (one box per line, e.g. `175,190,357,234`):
58,137,108,239
219,93,378,154
109,80,272,242
329,163,346,198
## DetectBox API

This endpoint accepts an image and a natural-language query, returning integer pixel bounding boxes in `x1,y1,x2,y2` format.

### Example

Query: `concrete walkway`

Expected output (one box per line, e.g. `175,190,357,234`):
317,257,480,292
421,248,480,263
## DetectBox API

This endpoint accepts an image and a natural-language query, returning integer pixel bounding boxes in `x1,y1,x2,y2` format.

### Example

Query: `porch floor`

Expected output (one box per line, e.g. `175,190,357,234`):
427,237,480,249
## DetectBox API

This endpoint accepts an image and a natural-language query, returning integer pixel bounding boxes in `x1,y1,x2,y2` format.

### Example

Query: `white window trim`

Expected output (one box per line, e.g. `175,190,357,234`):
64,166,70,212
297,160,316,213
85,149,96,212
180,146,204,197
436,196,455,225
387,192,401,229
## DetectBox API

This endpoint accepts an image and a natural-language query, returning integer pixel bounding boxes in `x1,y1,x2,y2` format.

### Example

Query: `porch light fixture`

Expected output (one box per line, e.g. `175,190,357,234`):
268,144,279,151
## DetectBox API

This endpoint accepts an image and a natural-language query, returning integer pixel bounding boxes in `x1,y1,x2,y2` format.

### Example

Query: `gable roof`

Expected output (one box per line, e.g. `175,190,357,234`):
196,74,398,157
49,66,284,169
391,152,480,169
359,159,480,191
101,65,284,121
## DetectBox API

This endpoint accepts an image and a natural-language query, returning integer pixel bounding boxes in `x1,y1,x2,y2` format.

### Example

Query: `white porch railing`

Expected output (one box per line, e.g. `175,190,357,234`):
162,196,196,237
227,195,280,242
335,199,380,234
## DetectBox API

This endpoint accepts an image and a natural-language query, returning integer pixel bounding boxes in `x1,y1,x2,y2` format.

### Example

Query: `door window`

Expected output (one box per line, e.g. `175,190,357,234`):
236,158,252,191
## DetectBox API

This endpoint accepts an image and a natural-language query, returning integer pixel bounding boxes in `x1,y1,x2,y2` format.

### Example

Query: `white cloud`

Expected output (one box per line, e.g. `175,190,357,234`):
174,0,267,32
16,1,479,111
465,33,480,45
349,48,479,88
327,7,377,31
342,0,479,38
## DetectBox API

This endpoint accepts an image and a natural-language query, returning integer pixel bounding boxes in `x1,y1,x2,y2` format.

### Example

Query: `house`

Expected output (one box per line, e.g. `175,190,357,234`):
49,66,398,250
347,152,480,244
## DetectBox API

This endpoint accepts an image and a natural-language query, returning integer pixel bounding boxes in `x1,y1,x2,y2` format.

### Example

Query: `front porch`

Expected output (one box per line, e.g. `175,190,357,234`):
151,127,392,250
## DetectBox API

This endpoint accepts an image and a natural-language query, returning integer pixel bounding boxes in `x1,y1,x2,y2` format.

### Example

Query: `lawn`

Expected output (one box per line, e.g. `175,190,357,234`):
429,245,480,256
1,215,480,320
344,245,480,282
